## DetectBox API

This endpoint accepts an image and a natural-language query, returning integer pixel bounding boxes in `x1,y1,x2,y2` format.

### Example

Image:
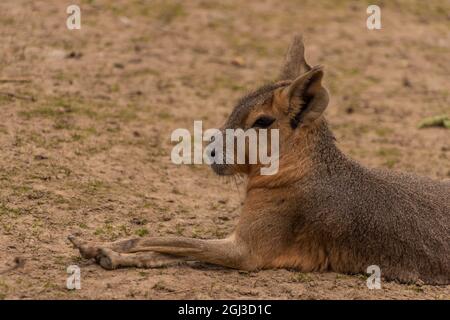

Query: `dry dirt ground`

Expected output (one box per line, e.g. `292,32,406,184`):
0,0,449,300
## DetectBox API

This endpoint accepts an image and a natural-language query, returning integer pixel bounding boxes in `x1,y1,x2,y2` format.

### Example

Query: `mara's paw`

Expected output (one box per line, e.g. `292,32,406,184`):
68,234,100,259
95,248,120,270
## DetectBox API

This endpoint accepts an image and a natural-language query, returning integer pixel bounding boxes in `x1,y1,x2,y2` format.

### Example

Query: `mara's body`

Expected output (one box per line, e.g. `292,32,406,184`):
238,121,449,284
69,35,449,285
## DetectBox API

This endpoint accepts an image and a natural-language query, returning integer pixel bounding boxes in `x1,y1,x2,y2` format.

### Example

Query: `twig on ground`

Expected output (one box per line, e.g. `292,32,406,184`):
0,79,32,84
0,91,35,101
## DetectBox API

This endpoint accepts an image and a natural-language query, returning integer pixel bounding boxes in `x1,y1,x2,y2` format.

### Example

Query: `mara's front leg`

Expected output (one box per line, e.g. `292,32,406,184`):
69,234,259,271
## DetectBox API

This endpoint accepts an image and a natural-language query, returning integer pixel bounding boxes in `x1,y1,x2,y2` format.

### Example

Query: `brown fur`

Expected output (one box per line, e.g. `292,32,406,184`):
69,35,449,285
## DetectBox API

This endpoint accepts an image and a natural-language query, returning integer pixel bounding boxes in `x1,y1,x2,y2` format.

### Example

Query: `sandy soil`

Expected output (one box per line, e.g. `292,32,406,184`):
0,0,449,299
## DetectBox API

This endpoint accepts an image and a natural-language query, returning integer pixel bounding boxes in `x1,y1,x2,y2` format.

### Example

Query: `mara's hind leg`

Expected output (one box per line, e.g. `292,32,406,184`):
69,234,257,271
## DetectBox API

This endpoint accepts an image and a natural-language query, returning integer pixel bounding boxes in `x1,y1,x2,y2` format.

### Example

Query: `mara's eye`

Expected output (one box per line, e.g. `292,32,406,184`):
252,116,275,128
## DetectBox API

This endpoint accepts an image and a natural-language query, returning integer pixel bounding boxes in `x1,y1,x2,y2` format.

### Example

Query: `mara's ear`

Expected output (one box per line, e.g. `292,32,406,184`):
281,65,329,129
279,34,312,80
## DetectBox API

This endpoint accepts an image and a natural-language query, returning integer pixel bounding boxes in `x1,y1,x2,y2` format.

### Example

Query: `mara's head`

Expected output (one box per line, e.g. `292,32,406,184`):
210,35,331,177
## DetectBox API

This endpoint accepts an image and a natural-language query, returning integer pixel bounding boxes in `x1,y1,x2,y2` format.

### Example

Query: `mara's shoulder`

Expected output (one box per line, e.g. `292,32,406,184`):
368,167,450,195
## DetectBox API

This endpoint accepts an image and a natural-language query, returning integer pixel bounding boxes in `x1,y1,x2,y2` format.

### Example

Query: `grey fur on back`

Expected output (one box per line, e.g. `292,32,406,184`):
292,122,450,284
